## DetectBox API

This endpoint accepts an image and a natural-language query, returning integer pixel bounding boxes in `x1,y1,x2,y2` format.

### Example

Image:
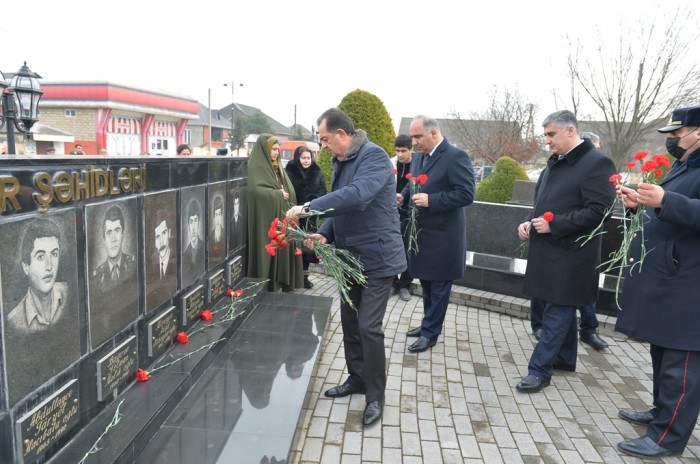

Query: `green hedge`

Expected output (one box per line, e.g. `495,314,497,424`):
475,157,529,204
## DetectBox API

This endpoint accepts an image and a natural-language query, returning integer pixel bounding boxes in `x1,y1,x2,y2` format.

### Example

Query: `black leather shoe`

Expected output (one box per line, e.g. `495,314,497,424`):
580,333,609,350
618,437,678,459
324,383,364,398
362,400,383,426
618,409,654,426
534,329,542,341
406,327,421,337
516,374,550,393
408,336,437,353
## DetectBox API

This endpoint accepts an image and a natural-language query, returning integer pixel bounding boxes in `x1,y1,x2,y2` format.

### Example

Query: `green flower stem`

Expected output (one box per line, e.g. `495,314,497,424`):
77,400,125,464
149,340,223,375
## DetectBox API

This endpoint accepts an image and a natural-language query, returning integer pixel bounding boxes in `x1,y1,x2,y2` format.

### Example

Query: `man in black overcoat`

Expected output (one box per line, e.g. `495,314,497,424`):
515,110,615,393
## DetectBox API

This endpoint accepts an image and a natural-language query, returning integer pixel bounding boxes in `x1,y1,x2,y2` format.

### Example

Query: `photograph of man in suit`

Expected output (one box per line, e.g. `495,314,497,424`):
229,185,245,252
146,205,177,310
182,198,204,285
209,195,226,263
2,214,80,405
89,203,138,348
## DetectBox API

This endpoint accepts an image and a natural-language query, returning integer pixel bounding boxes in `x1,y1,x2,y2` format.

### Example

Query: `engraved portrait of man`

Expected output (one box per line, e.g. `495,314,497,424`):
208,183,227,268
87,200,139,348
181,192,205,286
228,181,246,253
145,192,177,311
1,212,80,406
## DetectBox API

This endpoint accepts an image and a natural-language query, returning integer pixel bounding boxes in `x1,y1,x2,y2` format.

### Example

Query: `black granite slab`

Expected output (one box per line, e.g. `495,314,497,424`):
134,292,332,464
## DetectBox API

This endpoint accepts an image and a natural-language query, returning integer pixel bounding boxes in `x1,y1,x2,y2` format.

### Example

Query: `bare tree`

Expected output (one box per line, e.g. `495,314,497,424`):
448,88,541,165
566,10,700,168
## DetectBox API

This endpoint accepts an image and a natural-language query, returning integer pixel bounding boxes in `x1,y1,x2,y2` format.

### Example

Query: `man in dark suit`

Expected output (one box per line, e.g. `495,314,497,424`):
285,108,406,427
515,110,615,393
182,199,204,283
615,105,700,459
147,208,176,308
209,196,226,259
399,115,475,353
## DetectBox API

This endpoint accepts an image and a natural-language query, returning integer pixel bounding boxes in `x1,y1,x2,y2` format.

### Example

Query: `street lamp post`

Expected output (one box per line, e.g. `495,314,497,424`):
0,62,43,154
224,81,243,152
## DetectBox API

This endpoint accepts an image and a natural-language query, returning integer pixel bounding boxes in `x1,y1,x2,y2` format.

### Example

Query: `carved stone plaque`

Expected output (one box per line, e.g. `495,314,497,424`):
226,255,243,287
96,336,137,402
181,285,204,326
208,269,225,303
16,379,79,463
147,306,176,357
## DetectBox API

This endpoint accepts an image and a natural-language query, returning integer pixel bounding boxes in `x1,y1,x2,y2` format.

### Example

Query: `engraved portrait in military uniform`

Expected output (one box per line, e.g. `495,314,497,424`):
208,182,227,269
86,199,139,348
0,210,80,406
228,179,247,254
145,191,177,312
181,186,205,287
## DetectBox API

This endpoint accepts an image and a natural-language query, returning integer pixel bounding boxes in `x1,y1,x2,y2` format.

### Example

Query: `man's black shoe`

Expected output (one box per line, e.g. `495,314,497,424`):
303,276,313,289
406,327,421,337
324,383,364,398
408,336,437,353
618,409,655,426
515,375,550,393
580,333,609,350
617,437,678,459
362,400,383,426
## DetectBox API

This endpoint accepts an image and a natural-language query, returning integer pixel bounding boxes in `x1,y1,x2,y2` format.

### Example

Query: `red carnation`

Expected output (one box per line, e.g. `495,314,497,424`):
654,169,664,178
200,309,213,321
416,174,428,186
609,174,623,184
294,248,303,256
233,289,243,297
394,169,398,175
136,368,152,382
265,242,277,256
226,288,234,297
405,173,413,180
543,211,554,222
176,332,189,344
268,217,280,239
626,161,636,170
653,154,671,168
633,151,649,160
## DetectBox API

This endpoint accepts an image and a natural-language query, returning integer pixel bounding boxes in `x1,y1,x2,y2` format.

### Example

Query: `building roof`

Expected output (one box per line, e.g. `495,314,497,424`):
29,123,75,142
190,103,236,129
219,103,291,136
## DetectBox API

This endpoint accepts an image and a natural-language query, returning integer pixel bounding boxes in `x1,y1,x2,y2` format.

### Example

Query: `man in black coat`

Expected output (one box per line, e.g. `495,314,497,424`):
391,134,414,301
515,110,615,393
399,116,475,353
615,105,700,459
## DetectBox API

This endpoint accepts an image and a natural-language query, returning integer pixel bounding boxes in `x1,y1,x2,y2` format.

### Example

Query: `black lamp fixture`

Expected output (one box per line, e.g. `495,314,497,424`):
1,61,43,154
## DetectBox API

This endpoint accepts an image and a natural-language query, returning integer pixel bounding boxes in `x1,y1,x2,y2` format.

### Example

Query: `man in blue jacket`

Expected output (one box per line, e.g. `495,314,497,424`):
616,104,700,459
286,108,406,427
399,115,475,353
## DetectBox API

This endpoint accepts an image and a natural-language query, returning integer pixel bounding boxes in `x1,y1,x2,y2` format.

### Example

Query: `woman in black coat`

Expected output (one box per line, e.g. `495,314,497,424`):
285,145,327,288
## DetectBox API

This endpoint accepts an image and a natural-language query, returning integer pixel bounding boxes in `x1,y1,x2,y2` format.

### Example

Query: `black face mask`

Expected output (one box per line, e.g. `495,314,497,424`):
666,136,686,159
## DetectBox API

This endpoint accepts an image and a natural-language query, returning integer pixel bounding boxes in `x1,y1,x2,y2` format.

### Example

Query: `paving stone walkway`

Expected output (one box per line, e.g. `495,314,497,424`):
289,273,700,463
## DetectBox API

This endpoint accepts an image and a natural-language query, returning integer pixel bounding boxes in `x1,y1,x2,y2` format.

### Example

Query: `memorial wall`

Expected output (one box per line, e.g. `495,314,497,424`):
0,156,248,463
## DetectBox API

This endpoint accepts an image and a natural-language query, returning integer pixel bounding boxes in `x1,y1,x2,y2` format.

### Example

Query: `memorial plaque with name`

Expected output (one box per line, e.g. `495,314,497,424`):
147,306,177,357
226,255,243,287
208,269,225,303
16,379,79,463
96,336,137,402
181,285,204,326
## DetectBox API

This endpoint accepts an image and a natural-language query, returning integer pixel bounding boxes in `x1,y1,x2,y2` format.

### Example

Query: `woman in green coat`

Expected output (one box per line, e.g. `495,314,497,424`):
246,134,304,291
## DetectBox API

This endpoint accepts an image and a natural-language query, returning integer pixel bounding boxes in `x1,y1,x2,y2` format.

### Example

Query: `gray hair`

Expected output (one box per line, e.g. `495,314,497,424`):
412,115,441,132
580,131,600,144
542,110,578,131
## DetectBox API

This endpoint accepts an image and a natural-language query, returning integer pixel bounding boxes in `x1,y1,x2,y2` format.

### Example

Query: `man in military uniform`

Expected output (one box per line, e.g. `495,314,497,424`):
92,205,136,292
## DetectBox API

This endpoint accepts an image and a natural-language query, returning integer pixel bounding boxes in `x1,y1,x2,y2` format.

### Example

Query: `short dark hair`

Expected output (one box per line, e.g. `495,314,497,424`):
543,110,578,131
395,134,412,149
103,205,125,235
213,196,223,212
154,209,171,230
188,199,200,219
317,108,355,136
176,144,191,155
21,218,61,265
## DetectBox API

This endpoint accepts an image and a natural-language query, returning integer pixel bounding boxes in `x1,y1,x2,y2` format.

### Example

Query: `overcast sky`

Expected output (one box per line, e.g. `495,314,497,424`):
1,0,696,133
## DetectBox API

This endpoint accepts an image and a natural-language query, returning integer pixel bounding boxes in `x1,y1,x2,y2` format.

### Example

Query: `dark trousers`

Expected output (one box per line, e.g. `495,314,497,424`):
418,279,452,341
530,297,599,337
340,276,393,403
645,345,700,453
528,302,578,379
393,213,412,289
